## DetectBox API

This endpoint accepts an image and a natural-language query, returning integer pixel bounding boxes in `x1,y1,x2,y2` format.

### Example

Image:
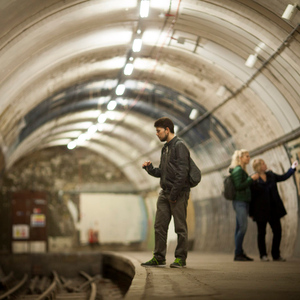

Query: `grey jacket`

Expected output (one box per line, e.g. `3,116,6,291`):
145,136,190,201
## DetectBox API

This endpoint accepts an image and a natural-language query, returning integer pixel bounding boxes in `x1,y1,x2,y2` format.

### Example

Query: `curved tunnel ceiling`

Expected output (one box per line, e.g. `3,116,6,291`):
0,0,300,192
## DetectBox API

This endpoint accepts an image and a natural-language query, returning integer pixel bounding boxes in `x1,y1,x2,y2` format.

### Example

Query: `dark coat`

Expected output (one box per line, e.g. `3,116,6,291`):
146,136,190,201
249,168,295,222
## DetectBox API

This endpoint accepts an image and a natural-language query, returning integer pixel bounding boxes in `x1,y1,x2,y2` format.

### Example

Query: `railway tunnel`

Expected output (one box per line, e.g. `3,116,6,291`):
0,0,300,299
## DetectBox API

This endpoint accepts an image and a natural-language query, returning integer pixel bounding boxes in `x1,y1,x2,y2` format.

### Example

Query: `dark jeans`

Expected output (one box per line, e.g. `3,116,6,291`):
233,201,249,256
154,189,190,261
256,218,282,259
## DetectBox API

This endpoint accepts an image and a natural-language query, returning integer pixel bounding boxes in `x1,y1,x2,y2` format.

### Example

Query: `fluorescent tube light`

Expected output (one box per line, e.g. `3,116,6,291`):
124,63,134,75
245,54,257,68
132,39,142,52
67,141,77,150
140,0,150,18
116,84,126,95
282,4,298,20
107,100,117,111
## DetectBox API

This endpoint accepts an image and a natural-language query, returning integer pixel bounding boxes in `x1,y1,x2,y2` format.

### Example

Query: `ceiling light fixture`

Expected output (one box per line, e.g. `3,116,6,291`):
98,114,107,123
77,133,88,142
97,124,104,131
132,38,142,52
254,42,265,54
67,141,77,150
105,111,116,120
88,124,98,134
189,109,198,120
245,41,266,68
116,84,126,95
282,4,299,20
245,53,258,68
140,0,150,18
107,100,117,111
124,63,134,75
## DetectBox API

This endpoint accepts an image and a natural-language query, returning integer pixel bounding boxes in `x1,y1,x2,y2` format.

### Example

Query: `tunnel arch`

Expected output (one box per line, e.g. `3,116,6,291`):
0,0,300,256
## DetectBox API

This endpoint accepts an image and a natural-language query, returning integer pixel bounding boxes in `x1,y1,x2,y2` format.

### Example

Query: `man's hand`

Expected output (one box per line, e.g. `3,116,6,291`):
142,161,152,169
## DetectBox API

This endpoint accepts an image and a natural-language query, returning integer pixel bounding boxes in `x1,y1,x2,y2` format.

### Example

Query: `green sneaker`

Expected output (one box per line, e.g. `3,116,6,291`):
141,257,166,267
170,258,186,268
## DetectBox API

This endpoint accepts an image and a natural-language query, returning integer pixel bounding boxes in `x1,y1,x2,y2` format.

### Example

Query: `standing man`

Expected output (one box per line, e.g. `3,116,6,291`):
141,117,191,268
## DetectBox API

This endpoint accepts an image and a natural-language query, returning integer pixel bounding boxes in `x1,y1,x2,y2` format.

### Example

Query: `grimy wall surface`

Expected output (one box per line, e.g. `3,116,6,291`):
0,1,300,257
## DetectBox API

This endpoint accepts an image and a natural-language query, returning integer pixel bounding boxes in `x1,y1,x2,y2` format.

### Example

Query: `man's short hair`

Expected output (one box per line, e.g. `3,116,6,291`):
154,117,174,133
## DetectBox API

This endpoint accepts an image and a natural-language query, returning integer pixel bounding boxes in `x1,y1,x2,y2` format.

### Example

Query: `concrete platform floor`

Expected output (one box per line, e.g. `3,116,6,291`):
121,251,300,300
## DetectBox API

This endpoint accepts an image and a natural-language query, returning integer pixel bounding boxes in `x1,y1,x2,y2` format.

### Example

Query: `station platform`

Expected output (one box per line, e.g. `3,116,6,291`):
120,251,300,300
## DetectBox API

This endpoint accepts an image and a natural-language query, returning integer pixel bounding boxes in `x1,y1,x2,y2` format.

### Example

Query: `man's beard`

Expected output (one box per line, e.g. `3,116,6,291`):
159,132,168,142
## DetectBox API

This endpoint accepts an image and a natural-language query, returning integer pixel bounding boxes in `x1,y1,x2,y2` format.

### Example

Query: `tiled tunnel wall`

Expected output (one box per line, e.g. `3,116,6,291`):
1,140,299,258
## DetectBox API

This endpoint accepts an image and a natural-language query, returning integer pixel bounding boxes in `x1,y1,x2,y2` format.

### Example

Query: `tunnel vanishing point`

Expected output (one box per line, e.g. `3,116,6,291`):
0,0,300,259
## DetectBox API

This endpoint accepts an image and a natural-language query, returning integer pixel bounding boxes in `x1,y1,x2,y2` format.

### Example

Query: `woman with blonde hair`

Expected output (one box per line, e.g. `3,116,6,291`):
250,158,298,261
230,149,259,261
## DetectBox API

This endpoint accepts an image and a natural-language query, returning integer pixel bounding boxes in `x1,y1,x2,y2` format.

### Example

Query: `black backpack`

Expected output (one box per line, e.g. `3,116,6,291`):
174,139,201,188
223,174,236,200
189,157,201,187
